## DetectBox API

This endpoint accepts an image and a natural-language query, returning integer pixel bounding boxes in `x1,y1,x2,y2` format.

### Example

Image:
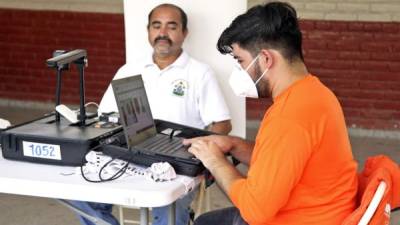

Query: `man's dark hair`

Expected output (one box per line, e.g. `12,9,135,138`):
217,1,304,62
147,3,188,32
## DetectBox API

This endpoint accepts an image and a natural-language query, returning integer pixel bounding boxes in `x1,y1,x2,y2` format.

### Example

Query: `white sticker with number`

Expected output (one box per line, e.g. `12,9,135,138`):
22,141,62,160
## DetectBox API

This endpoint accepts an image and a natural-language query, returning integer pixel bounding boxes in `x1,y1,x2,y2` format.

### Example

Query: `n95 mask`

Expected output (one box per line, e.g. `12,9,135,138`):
228,54,268,98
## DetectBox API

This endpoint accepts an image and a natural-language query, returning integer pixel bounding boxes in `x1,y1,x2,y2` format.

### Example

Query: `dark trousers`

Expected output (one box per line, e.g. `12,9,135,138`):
194,207,248,225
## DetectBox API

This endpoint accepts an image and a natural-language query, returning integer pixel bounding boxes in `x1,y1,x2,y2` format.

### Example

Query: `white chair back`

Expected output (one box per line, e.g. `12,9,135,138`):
358,181,387,225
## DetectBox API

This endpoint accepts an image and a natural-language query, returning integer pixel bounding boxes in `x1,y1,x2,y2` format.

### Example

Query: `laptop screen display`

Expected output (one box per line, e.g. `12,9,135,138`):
111,75,157,147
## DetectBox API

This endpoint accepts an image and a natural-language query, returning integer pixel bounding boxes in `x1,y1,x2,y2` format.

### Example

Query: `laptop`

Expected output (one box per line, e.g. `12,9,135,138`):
102,75,204,176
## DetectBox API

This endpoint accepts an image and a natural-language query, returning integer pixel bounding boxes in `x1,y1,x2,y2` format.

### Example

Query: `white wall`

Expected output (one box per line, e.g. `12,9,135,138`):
123,0,247,137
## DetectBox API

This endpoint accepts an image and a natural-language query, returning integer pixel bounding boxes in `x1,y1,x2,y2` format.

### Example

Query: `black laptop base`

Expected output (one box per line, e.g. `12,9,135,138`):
101,119,213,177
101,144,204,177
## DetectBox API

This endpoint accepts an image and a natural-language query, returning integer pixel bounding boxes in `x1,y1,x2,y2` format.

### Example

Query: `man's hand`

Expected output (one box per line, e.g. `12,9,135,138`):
187,139,227,169
186,137,244,195
183,135,233,154
184,134,254,165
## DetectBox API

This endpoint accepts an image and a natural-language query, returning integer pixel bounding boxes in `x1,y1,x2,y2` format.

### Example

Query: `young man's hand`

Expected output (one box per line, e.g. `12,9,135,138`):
186,139,227,169
183,135,233,154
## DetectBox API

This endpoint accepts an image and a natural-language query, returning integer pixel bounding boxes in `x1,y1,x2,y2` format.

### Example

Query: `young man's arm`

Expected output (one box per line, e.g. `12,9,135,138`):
229,137,254,165
228,119,312,223
188,139,244,195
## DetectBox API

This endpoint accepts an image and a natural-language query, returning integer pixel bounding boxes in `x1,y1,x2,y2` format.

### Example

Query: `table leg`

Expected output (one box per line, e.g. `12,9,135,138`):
140,207,149,225
57,199,111,225
168,202,176,225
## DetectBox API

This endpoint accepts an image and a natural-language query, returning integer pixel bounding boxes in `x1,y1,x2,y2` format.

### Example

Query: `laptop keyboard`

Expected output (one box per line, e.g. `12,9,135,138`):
137,134,185,155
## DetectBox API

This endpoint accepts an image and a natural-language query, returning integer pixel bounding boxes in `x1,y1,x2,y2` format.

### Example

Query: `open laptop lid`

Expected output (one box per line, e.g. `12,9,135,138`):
111,75,157,148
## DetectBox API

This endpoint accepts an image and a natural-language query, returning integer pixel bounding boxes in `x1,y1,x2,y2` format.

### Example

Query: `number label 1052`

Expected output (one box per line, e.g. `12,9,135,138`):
22,141,62,160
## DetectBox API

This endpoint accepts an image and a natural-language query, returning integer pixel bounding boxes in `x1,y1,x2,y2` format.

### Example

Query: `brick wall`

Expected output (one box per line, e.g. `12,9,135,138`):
249,0,400,22
0,8,125,104
246,0,400,131
0,1,399,131
248,20,400,130
305,20,399,130
0,0,123,13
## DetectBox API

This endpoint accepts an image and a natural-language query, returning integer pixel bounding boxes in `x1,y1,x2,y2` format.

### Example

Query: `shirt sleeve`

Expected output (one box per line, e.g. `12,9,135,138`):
197,68,231,126
228,117,313,224
98,64,142,114
98,83,117,114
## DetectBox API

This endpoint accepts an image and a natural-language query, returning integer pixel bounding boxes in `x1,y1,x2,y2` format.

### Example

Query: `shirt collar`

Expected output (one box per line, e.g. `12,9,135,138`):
144,50,189,70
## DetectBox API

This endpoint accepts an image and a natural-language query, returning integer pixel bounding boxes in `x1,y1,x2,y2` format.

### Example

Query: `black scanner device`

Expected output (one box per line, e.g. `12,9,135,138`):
0,114,122,166
0,49,121,166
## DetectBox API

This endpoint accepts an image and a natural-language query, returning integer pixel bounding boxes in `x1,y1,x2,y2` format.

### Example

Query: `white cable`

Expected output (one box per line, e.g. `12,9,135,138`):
80,151,177,182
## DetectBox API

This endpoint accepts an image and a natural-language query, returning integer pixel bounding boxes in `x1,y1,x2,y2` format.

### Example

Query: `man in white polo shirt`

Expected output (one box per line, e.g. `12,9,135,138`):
70,3,231,225
100,50,231,132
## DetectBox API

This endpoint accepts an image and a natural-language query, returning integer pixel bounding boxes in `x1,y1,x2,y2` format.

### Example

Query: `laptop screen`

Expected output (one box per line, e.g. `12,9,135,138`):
111,75,157,147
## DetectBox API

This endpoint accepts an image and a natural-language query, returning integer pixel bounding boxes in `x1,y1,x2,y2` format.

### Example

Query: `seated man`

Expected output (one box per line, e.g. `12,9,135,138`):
70,3,232,225
185,2,358,225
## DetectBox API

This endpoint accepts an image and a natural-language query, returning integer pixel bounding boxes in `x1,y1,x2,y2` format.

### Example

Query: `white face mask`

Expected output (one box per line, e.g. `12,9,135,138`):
229,54,268,98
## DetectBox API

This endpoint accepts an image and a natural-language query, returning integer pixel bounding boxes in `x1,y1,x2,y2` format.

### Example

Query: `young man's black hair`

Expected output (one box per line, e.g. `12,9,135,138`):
217,1,304,62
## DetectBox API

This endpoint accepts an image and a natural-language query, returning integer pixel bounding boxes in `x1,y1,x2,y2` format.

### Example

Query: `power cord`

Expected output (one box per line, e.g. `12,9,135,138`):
99,157,130,181
80,150,177,183
80,151,133,183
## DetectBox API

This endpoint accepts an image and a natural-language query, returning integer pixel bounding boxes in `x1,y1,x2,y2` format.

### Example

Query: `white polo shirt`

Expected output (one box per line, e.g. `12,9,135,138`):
99,51,230,129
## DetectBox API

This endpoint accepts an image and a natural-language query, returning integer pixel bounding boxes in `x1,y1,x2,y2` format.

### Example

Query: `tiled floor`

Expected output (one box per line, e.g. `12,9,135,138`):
0,105,399,224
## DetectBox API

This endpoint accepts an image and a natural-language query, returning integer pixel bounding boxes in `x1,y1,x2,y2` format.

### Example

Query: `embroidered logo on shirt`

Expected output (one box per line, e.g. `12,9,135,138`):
171,79,188,97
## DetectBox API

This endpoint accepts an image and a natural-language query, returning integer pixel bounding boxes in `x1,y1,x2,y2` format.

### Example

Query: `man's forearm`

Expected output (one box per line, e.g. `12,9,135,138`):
209,120,232,135
208,157,244,194
229,136,254,165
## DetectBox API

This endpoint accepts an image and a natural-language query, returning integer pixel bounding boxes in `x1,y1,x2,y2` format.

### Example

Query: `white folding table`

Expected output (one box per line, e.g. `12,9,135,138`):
0,151,200,225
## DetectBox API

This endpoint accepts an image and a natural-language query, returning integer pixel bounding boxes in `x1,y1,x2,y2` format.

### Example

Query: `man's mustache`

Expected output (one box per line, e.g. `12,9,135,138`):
154,36,172,45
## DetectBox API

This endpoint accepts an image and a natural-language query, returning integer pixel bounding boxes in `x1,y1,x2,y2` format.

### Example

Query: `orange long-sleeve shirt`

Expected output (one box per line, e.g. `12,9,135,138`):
229,75,358,225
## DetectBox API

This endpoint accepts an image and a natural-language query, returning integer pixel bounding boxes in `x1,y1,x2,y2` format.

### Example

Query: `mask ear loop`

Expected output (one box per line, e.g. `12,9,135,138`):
244,54,261,71
255,67,268,85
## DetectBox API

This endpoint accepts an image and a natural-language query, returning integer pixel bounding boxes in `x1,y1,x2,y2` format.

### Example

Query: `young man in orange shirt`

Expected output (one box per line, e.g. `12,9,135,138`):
184,2,358,225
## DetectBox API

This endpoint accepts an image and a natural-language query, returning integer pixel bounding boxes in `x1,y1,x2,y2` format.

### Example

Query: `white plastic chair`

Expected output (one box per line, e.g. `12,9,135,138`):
357,181,388,225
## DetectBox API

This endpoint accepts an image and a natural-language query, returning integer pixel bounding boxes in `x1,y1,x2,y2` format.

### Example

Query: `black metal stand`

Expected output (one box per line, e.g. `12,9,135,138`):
75,59,86,126
55,68,62,122
46,49,88,126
